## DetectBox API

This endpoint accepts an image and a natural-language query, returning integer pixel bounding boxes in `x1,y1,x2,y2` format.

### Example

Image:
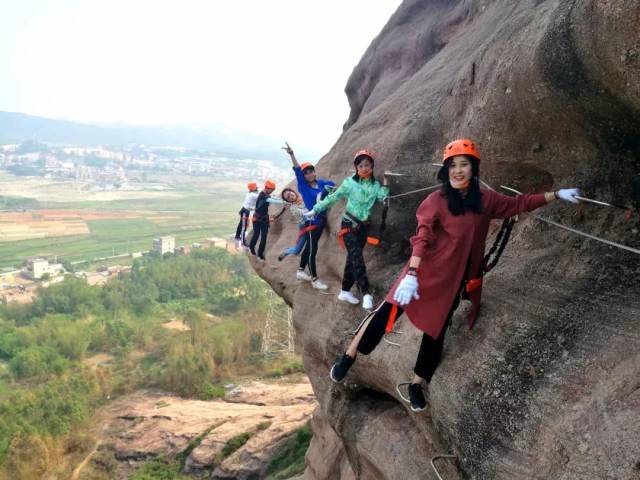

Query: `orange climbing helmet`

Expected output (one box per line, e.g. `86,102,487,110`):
443,139,480,163
300,162,314,172
264,180,276,190
353,149,376,165
247,181,257,191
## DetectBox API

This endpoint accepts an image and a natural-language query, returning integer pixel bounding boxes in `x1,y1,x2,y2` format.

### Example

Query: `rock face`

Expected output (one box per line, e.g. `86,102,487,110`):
250,1,640,479
91,379,315,479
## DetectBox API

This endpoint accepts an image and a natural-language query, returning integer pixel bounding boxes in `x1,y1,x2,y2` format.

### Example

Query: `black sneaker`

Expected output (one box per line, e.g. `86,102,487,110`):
277,252,285,262
408,383,427,412
329,354,355,383
257,255,265,261
249,249,257,256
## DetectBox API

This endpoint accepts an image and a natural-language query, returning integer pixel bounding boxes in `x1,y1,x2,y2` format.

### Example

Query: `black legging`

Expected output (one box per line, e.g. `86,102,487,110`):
299,224,324,278
356,296,460,382
249,221,269,257
341,219,369,294
235,208,250,243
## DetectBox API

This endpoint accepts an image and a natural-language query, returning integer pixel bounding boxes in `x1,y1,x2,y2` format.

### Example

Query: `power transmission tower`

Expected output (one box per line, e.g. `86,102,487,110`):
261,289,294,356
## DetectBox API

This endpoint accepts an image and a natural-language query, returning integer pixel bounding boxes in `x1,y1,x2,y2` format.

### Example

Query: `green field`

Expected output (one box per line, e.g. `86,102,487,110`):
0,180,245,269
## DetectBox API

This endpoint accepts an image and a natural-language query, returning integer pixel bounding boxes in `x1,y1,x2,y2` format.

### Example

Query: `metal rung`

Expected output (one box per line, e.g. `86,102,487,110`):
395,382,412,403
383,336,402,347
431,454,457,480
383,330,404,347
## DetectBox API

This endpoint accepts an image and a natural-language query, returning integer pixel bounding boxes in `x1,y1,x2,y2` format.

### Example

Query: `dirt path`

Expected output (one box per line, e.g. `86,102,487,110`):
69,440,101,480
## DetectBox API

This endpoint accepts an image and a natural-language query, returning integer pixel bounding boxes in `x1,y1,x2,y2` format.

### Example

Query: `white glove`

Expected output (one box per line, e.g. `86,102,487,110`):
303,210,316,221
392,274,420,306
557,188,581,204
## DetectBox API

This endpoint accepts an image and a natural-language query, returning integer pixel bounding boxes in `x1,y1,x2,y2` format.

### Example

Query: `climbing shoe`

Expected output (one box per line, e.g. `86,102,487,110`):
408,383,427,412
330,354,355,383
338,290,359,305
257,255,265,261
278,252,286,262
311,278,328,290
296,269,312,281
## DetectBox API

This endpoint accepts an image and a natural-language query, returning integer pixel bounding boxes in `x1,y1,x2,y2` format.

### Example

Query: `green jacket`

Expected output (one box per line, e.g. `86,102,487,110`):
312,176,388,222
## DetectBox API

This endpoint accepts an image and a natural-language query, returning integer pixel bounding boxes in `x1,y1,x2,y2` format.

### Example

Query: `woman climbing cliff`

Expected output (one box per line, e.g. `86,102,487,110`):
329,139,581,412
283,143,335,290
269,188,312,261
305,149,389,310
248,180,276,260
235,181,259,247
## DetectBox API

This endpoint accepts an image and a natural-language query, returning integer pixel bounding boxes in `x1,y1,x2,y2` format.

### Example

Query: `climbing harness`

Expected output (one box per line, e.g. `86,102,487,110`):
297,224,318,239
465,216,518,294
337,212,379,248
500,186,640,256
431,454,458,480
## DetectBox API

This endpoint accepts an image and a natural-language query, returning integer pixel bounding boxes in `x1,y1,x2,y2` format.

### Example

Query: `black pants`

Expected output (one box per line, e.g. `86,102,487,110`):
299,224,323,278
356,297,460,382
249,221,269,257
235,208,250,243
341,219,369,294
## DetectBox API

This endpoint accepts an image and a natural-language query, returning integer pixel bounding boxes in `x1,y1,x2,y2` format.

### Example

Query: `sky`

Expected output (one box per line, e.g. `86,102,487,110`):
0,0,402,156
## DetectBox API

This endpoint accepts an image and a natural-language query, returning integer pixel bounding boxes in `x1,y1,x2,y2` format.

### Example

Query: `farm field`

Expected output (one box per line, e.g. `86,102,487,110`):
0,172,251,268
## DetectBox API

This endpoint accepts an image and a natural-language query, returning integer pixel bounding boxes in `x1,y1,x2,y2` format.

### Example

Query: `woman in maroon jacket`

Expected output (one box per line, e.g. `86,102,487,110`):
329,139,581,412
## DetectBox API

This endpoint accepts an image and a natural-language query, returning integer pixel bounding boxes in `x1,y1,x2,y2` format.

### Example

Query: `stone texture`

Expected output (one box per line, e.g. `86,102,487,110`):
93,379,315,478
250,1,640,479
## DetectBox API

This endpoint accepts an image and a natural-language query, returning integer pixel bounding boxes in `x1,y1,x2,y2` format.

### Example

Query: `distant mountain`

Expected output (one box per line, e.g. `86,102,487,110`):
0,111,295,163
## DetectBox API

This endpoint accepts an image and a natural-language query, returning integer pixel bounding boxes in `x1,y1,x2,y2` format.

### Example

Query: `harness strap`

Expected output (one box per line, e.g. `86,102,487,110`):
337,228,352,249
385,304,399,333
465,217,517,293
297,224,318,239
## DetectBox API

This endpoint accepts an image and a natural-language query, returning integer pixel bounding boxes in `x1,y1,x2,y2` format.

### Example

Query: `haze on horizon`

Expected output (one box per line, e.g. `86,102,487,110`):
0,0,401,157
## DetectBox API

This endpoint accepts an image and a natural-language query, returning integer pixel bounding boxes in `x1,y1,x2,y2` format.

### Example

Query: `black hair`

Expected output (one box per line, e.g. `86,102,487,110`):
437,156,483,216
273,188,299,221
352,154,375,183
280,188,298,203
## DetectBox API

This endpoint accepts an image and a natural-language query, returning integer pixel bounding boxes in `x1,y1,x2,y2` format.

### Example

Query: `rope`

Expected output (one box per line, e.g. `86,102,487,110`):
431,454,458,480
387,184,440,200
500,185,640,256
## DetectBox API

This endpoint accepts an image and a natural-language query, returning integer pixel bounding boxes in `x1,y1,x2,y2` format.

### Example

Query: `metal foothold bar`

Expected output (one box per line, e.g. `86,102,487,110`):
395,382,412,403
431,454,458,480
383,336,402,347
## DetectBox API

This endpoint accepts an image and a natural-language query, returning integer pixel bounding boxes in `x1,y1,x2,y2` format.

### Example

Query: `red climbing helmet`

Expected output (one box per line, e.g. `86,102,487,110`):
300,162,314,172
247,181,257,191
264,180,276,190
353,149,376,164
443,139,480,163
